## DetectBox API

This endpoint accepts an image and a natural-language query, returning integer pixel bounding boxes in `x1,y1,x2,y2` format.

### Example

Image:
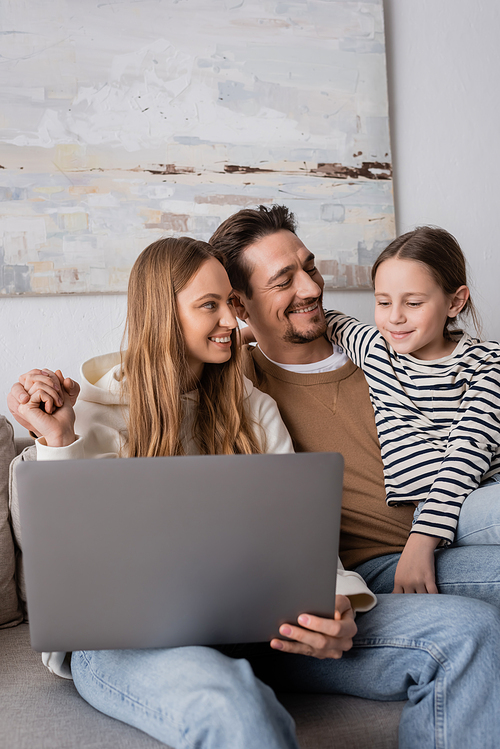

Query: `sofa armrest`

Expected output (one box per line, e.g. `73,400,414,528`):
15,437,35,456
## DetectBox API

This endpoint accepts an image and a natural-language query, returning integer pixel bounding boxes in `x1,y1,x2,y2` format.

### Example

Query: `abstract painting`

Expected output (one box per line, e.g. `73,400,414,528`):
0,0,394,295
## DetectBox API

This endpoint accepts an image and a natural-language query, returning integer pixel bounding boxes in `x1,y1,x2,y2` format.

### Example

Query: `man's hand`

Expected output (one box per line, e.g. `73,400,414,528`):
392,533,440,594
270,594,357,659
8,369,79,446
8,369,80,437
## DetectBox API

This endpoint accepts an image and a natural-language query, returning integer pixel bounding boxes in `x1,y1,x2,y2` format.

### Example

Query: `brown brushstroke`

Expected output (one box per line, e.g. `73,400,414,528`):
224,162,391,179
312,162,392,180
139,164,195,175
2,161,391,180
224,165,273,174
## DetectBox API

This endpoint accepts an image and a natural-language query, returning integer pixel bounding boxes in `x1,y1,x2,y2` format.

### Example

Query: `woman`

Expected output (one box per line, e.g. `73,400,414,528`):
11,237,363,749
16,237,293,459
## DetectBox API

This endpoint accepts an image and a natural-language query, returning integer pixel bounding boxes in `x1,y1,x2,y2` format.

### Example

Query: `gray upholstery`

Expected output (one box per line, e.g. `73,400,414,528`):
0,416,22,627
1,428,405,748
280,694,404,749
0,624,168,749
1,624,404,749
8,443,36,613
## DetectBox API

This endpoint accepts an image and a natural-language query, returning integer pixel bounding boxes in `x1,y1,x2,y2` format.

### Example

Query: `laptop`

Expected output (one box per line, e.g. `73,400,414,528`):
15,452,343,653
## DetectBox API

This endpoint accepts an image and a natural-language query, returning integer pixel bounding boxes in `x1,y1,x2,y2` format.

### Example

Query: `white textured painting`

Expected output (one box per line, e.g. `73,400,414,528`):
0,0,393,295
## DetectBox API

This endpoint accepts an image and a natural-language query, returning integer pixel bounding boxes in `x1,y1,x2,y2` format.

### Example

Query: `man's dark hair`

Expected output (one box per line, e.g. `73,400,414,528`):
209,204,296,298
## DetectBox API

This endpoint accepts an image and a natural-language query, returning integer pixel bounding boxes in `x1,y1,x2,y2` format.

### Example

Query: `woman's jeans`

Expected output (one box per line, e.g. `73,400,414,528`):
71,593,500,749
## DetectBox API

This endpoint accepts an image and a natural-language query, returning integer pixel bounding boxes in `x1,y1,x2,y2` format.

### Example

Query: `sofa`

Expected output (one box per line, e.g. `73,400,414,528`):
0,415,405,748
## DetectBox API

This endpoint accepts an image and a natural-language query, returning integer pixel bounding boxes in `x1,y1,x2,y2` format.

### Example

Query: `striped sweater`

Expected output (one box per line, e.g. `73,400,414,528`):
326,311,500,544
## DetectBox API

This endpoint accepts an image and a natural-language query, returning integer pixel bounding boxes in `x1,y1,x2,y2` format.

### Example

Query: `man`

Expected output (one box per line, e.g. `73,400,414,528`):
209,204,500,603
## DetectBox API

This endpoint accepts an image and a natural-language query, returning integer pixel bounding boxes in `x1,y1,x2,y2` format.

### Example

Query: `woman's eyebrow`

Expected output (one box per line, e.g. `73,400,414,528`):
195,293,222,302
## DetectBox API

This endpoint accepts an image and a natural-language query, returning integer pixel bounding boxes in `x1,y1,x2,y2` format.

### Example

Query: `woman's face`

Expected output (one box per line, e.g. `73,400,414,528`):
176,257,238,381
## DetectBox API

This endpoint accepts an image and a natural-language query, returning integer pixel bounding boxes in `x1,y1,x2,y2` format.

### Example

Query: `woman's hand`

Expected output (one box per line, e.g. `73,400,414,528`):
270,594,357,659
392,533,440,594
8,369,80,435
10,369,79,447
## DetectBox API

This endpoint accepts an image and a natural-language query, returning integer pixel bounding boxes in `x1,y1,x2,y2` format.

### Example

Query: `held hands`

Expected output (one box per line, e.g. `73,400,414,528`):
270,594,357,659
8,369,80,447
392,533,440,595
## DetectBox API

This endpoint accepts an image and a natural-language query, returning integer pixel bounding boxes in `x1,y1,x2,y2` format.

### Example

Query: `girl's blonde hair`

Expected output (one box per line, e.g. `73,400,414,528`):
121,236,263,457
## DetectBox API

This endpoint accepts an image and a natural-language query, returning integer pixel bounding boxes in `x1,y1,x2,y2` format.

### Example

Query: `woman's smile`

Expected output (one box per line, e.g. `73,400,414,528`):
209,334,232,347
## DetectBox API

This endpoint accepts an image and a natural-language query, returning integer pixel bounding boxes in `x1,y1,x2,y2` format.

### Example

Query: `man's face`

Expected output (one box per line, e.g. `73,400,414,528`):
236,230,326,352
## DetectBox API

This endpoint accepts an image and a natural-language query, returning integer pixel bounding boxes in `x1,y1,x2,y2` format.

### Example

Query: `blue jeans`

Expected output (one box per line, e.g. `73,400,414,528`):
355,475,500,603
71,594,500,749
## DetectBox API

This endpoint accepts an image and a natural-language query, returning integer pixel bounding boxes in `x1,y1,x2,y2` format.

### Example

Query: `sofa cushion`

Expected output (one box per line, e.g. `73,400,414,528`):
279,692,403,749
0,416,23,628
0,623,169,749
1,624,403,749
9,444,37,615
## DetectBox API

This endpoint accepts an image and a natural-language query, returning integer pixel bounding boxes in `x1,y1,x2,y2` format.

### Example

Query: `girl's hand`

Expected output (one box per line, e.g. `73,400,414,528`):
270,595,357,659
392,533,440,594
15,369,79,447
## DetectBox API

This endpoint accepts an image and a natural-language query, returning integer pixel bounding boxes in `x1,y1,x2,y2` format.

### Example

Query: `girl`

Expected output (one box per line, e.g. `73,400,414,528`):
326,226,500,595
10,236,364,749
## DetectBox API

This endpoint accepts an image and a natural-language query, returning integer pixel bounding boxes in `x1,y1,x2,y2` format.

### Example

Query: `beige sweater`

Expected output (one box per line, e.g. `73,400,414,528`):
242,346,415,569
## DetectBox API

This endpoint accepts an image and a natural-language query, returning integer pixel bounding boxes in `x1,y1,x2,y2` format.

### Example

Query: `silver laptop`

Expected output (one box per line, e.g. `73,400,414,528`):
16,452,343,652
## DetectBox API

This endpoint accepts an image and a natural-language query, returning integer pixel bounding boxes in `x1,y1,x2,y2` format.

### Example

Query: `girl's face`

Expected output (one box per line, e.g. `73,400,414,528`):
176,257,238,381
374,257,468,360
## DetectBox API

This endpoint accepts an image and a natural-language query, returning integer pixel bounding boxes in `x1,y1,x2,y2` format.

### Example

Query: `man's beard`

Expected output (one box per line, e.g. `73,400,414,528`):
282,299,327,344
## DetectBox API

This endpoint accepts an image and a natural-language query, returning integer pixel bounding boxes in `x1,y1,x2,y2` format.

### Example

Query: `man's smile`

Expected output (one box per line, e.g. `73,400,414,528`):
287,301,320,316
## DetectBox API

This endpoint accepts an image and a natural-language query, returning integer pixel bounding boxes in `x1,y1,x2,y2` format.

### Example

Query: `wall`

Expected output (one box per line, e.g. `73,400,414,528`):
3,0,500,434
384,0,500,339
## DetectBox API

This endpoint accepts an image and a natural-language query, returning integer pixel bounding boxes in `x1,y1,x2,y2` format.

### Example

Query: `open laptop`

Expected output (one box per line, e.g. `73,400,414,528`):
15,452,343,653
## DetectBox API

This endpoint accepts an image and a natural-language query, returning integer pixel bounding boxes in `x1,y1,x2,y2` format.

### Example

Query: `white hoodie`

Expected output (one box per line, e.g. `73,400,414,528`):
23,353,376,677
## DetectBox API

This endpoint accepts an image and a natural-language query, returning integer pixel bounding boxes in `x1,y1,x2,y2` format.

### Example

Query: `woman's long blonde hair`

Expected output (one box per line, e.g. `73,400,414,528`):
121,237,263,457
